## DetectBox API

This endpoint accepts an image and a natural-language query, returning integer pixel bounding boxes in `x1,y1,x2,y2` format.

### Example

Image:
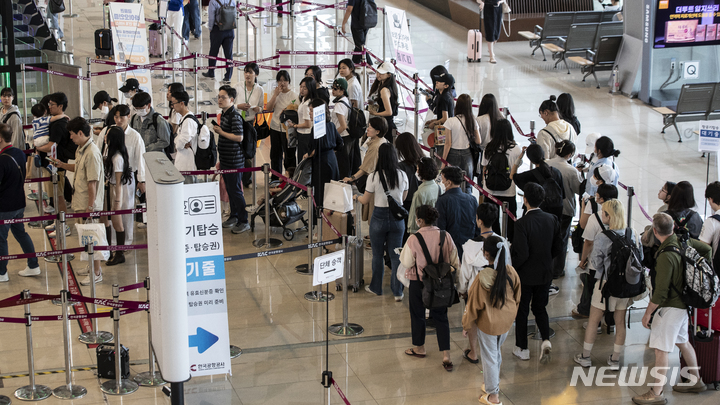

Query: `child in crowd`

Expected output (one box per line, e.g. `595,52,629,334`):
30,103,66,148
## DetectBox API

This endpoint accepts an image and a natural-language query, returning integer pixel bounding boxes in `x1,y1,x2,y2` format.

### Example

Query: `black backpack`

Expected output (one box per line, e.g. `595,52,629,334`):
484,151,512,191
242,118,257,160
214,0,236,31
600,229,646,301
668,210,697,244
179,114,217,170
532,168,564,209
415,231,458,309
338,100,367,140
358,0,378,29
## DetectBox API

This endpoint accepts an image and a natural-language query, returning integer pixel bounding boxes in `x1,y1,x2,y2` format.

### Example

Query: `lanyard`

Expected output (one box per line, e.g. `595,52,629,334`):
242,83,255,120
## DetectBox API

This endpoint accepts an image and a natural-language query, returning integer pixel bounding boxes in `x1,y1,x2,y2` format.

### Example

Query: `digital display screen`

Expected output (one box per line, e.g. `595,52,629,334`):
654,0,720,48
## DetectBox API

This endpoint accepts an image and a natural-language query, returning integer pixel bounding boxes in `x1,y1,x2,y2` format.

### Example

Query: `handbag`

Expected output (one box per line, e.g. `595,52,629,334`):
378,171,408,221
255,115,270,140
324,180,354,213
501,1,511,13
397,261,410,288
49,0,66,14
75,222,111,261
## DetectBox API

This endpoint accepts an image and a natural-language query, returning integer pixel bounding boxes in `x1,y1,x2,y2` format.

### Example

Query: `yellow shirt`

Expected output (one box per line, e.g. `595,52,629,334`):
72,138,105,212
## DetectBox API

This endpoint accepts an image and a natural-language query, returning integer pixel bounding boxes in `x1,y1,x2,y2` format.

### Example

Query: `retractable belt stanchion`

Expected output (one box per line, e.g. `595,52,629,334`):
413,73,419,142
134,277,166,386
329,203,364,336
252,154,257,213
253,0,268,19
382,8,387,61
265,4,280,27
254,21,258,61
171,31,176,79
46,171,62,263
305,211,334,302
21,65,28,125
627,186,634,226
529,120,536,138
313,16,318,66
181,46,187,87
501,202,509,238
245,14,251,63
53,286,87,399
101,284,139,395
78,243,114,344
280,0,292,40
194,54,199,115
15,290,53,401
290,4,296,83
63,0,78,17
296,186,313,274
234,9,246,57
253,164,283,248
86,58,92,119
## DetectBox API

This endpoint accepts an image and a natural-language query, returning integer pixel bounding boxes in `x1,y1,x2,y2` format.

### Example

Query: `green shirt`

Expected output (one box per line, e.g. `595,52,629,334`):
407,180,440,233
651,234,712,309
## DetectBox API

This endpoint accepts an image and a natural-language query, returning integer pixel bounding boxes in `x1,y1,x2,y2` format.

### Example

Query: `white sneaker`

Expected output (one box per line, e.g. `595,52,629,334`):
540,340,552,364
80,271,102,286
48,225,71,239
513,346,530,361
607,355,620,371
18,266,41,277
574,353,592,367
548,284,560,296
0,272,8,282
43,205,55,214
77,264,90,276
45,223,56,231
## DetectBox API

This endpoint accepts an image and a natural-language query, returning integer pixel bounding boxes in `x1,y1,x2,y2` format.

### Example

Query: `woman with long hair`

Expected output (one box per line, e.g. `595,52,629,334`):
441,94,482,193
102,126,134,266
557,93,581,135
354,143,408,299
400,205,460,372
477,93,502,148
336,59,362,108
666,181,703,239
463,234,521,404
305,66,330,104
343,117,388,193
367,62,399,142
511,143,565,219
266,70,298,179
287,76,318,163
481,119,522,240
394,132,424,212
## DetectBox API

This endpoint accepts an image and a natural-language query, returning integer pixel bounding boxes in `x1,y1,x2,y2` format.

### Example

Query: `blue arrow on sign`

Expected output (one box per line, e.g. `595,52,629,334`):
189,327,219,354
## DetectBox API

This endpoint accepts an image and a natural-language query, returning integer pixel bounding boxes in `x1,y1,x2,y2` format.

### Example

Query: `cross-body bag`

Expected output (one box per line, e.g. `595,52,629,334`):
378,170,408,220
1,151,24,183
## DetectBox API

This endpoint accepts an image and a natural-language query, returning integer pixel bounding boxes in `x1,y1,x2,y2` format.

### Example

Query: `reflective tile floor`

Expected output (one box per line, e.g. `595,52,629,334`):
1,0,720,404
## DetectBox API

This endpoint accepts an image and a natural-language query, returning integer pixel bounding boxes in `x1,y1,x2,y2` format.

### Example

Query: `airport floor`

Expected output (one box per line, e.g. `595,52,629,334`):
2,0,720,404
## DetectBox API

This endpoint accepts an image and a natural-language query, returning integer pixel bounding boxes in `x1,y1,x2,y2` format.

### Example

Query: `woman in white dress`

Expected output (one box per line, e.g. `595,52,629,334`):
102,126,135,266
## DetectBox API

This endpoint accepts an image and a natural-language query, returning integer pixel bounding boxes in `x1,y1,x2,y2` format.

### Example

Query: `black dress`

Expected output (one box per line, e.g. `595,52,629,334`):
375,88,398,142
483,0,503,43
311,122,344,209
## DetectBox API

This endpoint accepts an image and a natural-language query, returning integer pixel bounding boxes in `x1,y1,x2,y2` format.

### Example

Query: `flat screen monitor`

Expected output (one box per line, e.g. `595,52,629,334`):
654,0,720,48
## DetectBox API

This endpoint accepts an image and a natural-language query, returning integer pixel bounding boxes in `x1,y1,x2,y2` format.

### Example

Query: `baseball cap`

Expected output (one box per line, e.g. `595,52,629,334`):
332,78,348,91
595,164,617,185
92,90,117,110
376,62,396,75
585,132,601,155
436,73,455,88
119,78,140,93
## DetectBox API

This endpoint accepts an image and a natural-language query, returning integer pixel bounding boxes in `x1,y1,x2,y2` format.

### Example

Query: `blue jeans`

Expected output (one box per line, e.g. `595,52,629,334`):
368,207,404,296
222,172,247,224
477,329,508,396
182,0,201,40
0,208,39,275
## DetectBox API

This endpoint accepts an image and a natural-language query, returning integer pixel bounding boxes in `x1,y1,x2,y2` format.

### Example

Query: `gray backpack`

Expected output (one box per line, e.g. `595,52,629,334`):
215,0,236,31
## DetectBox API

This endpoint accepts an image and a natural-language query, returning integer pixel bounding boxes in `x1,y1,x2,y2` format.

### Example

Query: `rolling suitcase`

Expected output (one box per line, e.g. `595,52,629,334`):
335,208,363,292
148,23,165,57
697,302,720,332
467,29,482,62
95,4,113,59
680,307,720,390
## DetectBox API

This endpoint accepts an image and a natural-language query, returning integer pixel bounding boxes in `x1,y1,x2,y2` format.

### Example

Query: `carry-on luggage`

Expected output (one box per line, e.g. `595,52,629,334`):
680,307,720,390
335,208,363,292
95,4,113,59
697,302,720,332
148,23,165,57
322,209,354,248
467,29,482,62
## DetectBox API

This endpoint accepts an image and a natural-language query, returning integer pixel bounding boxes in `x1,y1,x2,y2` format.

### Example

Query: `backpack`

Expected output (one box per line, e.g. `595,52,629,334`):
357,0,378,29
3,112,28,149
135,112,174,159
415,231,458,309
214,0,236,31
600,229,646,301
659,240,720,309
338,100,367,140
668,210,697,243
532,167,564,209
484,151,512,191
179,114,217,170
242,118,257,160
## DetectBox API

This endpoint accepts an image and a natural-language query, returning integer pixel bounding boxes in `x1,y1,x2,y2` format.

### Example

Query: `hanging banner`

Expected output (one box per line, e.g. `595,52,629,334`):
108,3,153,102
183,182,231,377
384,6,416,70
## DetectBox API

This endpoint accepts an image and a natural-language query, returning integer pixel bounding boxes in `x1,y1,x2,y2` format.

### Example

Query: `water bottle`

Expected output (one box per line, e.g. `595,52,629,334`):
610,66,620,94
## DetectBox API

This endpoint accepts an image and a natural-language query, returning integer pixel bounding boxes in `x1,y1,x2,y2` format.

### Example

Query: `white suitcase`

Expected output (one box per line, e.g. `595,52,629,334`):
467,29,482,62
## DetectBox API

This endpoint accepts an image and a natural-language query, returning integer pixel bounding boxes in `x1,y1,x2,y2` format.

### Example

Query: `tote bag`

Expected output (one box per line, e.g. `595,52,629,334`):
324,180,354,213
75,222,110,261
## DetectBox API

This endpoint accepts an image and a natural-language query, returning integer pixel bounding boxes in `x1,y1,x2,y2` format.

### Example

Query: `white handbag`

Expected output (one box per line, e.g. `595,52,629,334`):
324,180,354,213
396,262,410,288
501,0,511,13
75,222,110,261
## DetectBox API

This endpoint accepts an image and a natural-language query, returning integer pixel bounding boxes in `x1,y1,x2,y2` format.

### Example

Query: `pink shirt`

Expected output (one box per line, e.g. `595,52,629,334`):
400,226,460,281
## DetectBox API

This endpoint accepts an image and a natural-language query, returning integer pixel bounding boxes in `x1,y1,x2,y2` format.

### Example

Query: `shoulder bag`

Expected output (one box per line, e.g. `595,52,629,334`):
378,170,408,221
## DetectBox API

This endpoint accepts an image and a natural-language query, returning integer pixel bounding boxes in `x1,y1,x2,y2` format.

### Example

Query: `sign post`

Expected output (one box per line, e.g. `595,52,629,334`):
313,105,327,139
698,120,720,216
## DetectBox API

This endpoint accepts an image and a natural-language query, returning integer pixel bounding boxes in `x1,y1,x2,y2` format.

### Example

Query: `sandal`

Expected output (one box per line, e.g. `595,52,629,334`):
442,360,453,372
463,349,479,364
405,348,426,358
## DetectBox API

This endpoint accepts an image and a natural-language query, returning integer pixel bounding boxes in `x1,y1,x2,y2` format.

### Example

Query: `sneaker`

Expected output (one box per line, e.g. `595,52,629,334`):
222,78,231,84
583,321,602,334
48,225,71,239
606,325,615,334
540,340,552,364
106,251,125,266
43,205,55,214
574,353,592,367
571,309,589,319
631,390,666,405
512,346,530,361
364,285,380,296
548,285,560,296
201,72,215,79
607,355,620,371
222,217,239,228
230,222,250,234
27,192,38,200
0,272,8,282
394,293,403,302
137,223,147,229
45,223,56,231
80,271,103,286
18,266,41,277
77,264,90,276
672,377,707,393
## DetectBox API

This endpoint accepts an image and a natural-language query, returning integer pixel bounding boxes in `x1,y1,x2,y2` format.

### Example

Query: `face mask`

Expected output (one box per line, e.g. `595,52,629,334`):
593,177,603,186
100,105,109,119
135,107,149,118
123,92,132,99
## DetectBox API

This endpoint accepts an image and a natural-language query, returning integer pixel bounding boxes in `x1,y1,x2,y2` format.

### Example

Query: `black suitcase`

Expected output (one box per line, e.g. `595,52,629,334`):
95,4,113,59
96,344,130,379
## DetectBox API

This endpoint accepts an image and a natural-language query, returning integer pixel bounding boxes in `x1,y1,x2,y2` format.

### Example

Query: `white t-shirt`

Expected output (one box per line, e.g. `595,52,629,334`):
699,215,720,254
366,169,409,208
331,96,350,137
297,99,312,135
476,114,493,149
240,82,265,122
174,113,199,171
109,154,124,185
269,90,298,131
443,115,471,150
582,212,605,270
347,76,362,106
171,111,182,125
481,144,523,197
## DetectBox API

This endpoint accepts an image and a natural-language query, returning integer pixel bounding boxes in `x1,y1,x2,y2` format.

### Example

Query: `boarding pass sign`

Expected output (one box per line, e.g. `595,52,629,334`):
699,120,720,152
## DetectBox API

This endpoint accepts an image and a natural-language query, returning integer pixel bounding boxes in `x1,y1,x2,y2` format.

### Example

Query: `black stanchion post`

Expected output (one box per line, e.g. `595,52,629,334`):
52,290,87,399
627,186,634,227
329,232,364,336
171,382,184,405
100,284,139,395
253,164,282,248
501,202,509,238
413,73,419,142
15,290,52,401
78,243,114,344
194,54,199,115
134,277,166,386
86,58,92,120
529,120,536,138
296,186,314,274
305,211,334,302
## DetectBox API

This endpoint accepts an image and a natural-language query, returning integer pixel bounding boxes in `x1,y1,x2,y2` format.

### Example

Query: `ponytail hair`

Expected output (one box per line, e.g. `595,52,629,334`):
556,139,576,158
526,143,552,177
483,235,511,309
538,95,558,114
595,136,620,158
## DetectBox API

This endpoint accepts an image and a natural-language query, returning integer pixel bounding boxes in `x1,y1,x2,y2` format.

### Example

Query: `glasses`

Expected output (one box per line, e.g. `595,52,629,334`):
659,188,667,194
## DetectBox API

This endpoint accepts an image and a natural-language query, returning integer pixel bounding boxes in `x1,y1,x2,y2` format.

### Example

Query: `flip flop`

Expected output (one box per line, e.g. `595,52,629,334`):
405,348,426,358
442,360,454,372
463,349,479,364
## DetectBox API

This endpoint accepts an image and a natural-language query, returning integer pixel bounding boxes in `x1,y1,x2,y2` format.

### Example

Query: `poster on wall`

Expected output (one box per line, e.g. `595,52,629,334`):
108,3,153,102
654,0,720,48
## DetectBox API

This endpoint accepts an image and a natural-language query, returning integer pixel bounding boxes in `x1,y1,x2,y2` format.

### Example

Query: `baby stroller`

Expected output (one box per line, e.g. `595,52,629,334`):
250,158,312,241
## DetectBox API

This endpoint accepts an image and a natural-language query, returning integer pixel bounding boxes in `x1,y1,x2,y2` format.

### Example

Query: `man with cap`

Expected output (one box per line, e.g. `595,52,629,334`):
92,90,118,136
119,78,140,105
425,73,455,130
341,0,374,65
130,92,171,153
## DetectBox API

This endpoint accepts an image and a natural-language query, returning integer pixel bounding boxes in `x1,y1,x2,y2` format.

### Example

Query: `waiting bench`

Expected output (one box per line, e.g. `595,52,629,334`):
567,35,623,88
653,82,720,142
